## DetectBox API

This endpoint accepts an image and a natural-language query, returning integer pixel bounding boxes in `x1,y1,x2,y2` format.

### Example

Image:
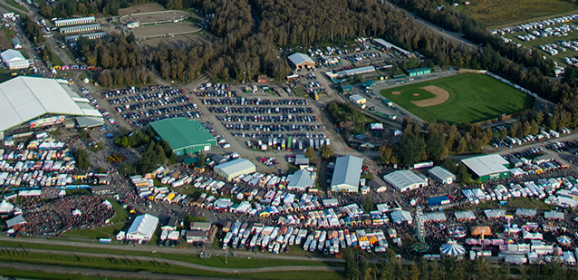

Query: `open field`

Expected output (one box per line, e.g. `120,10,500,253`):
61,222,126,239
120,10,189,24
132,22,200,37
455,0,578,29
381,74,535,124
501,23,578,66
117,3,165,16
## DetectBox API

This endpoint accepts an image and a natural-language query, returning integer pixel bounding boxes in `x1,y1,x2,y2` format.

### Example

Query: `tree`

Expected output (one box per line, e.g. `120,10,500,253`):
379,146,393,164
197,152,206,167
344,248,359,280
305,146,316,162
499,127,508,140
426,132,445,161
75,149,90,170
320,144,334,160
442,158,457,173
395,134,425,167
410,263,420,280
363,195,374,212
456,163,471,185
119,163,136,175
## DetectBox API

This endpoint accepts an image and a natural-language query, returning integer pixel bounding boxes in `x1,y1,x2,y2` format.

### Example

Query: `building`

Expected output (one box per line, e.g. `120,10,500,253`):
294,154,309,169
214,158,256,181
349,94,367,105
186,230,208,244
405,67,431,77
383,170,428,192
330,155,363,193
54,16,96,27
287,53,315,69
126,214,159,242
257,75,268,83
286,169,316,191
461,154,510,182
150,118,216,156
127,21,140,29
90,185,112,194
0,77,102,139
190,222,212,231
372,39,414,58
428,166,456,185
64,32,107,42
11,38,21,49
59,24,101,34
1,49,29,69
161,217,178,231
336,66,376,78
6,215,25,230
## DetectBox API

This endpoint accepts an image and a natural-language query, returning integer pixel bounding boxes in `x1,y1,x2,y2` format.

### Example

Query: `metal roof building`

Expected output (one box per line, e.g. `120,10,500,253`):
65,32,107,42
349,94,367,104
59,24,101,34
428,166,456,185
126,214,159,242
1,49,28,69
383,170,428,192
336,65,376,77
286,169,316,191
372,38,414,57
461,154,510,182
287,53,315,69
150,118,216,156
0,77,102,138
214,158,256,181
54,16,96,27
330,155,363,193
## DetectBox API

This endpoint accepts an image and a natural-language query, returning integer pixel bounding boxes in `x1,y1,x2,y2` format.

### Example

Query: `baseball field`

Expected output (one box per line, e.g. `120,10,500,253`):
381,73,535,124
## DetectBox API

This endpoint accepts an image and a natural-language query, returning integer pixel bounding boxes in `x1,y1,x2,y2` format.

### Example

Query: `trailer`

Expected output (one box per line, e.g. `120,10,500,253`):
299,140,303,150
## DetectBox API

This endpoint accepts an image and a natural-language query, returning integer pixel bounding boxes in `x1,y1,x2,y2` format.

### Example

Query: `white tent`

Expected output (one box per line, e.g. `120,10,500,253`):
0,200,14,213
558,235,572,245
390,210,412,224
370,123,383,130
126,214,159,242
440,241,466,257
523,232,543,240
515,208,537,217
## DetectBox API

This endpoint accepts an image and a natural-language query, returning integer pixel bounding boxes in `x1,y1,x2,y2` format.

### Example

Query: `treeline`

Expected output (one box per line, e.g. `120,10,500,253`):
22,16,44,44
39,0,131,17
343,247,576,280
115,127,177,174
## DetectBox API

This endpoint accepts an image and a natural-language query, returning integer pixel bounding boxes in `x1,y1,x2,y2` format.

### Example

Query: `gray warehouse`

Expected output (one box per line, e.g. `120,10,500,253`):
214,158,256,181
60,24,101,34
330,155,363,193
428,166,456,185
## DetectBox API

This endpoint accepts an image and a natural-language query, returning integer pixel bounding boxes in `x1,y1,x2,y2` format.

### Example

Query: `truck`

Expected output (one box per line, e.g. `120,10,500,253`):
299,140,303,150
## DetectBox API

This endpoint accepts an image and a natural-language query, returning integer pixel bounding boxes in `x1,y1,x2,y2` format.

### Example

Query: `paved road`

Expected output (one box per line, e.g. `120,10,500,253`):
1,246,344,274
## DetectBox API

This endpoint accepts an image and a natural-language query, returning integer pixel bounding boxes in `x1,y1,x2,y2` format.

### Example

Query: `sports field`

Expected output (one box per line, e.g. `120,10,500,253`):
381,74,535,124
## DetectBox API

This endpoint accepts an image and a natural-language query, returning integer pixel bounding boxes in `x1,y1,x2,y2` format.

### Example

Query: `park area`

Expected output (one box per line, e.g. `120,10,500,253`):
455,0,578,29
381,74,535,124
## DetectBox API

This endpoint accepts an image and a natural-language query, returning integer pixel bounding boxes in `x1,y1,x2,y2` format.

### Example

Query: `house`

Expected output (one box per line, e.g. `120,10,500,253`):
257,75,268,83
161,217,178,231
186,230,208,244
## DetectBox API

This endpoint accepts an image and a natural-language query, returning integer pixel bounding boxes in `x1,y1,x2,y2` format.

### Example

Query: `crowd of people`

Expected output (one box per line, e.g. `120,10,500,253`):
23,196,114,235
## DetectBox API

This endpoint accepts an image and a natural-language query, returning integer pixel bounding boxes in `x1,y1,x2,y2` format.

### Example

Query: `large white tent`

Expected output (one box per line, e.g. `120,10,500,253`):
126,214,159,242
1,49,28,69
0,77,102,135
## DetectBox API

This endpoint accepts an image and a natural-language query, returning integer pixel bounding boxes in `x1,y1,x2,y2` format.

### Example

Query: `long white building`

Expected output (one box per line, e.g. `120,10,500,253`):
54,16,96,27
59,24,101,34
330,155,363,193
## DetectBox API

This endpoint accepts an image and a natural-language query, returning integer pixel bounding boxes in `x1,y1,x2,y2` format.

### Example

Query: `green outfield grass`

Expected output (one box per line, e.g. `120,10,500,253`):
454,0,578,29
381,73,535,124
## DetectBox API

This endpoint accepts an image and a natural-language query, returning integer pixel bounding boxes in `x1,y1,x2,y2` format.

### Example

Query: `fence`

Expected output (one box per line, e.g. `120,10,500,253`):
119,10,190,25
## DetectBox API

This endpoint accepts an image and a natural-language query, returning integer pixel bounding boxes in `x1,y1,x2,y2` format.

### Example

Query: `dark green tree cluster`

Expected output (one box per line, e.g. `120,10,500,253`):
114,127,154,148
39,0,129,17
320,144,334,160
75,149,90,170
119,163,137,176
137,140,167,173
22,16,45,44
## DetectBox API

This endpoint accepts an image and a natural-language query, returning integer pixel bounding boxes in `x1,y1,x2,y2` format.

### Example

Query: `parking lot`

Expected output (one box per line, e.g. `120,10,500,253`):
100,86,203,127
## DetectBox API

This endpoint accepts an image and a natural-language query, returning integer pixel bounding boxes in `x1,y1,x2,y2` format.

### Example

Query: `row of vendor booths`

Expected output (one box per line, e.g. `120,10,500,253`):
221,220,389,254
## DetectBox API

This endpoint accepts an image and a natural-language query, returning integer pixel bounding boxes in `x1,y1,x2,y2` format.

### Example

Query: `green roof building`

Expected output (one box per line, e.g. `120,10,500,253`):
405,67,431,77
150,118,216,156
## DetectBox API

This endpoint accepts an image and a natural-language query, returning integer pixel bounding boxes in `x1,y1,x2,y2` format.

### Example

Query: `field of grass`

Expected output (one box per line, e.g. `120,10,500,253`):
381,73,535,124
4,0,27,12
455,0,578,29
501,23,578,67
61,222,126,240
108,198,128,223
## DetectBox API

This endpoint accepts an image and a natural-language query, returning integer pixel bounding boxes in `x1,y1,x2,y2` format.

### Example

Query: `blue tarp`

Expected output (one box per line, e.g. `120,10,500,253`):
427,195,451,206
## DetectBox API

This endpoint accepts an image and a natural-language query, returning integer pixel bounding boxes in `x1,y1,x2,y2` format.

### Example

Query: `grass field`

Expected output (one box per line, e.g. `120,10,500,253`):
381,74,535,124
501,22,578,66
455,0,578,29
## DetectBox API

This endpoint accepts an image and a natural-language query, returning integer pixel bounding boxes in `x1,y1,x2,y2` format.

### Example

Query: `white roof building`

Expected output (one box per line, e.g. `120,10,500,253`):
1,49,29,69
214,158,256,181
126,214,159,242
349,94,367,104
330,155,363,193
287,53,315,69
286,169,316,191
0,200,14,213
428,166,456,185
461,154,510,181
383,170,428,192
391,210,413,224
0,77,102,137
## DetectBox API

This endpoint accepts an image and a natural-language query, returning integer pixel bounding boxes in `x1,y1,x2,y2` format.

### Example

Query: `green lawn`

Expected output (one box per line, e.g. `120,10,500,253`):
381,73,535,124
108,198,128,223
454,0,578,29
48,49,65,66
3,0,27,12
0,268,135,280
0,239,342,269
508,197,556,211
61,222,126,240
